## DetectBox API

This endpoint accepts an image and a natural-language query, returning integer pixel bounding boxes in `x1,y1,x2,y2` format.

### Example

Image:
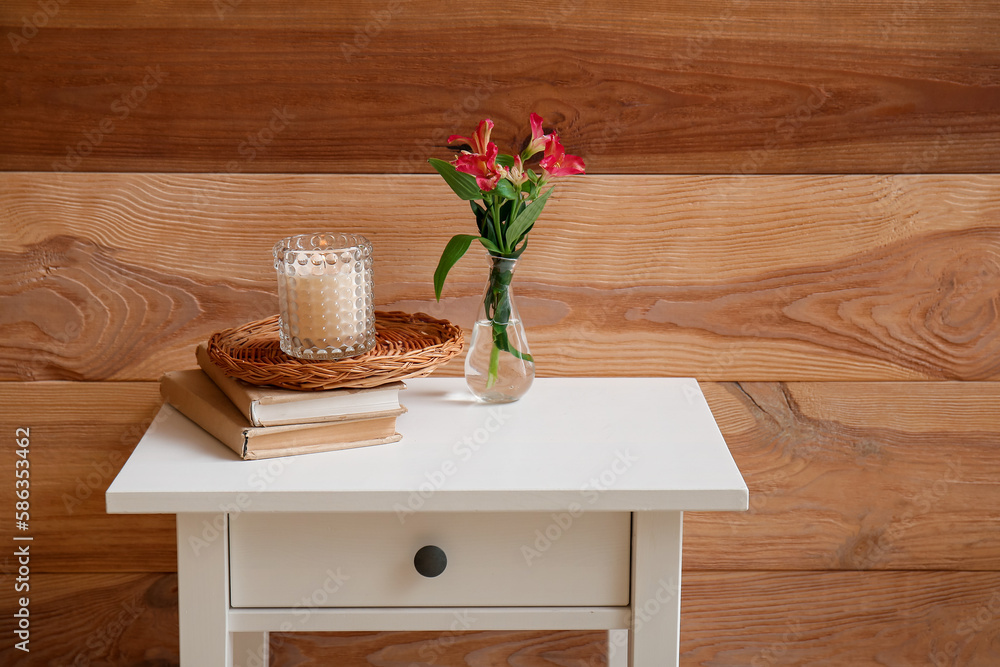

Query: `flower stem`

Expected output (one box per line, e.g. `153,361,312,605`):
490,198,506,254
487,339,500,389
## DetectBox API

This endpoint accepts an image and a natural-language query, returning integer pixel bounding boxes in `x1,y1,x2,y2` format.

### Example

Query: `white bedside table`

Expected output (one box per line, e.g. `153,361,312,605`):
107,377,747,666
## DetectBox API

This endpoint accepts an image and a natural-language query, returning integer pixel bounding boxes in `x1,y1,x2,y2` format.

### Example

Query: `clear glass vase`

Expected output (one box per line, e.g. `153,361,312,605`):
465,253,534,403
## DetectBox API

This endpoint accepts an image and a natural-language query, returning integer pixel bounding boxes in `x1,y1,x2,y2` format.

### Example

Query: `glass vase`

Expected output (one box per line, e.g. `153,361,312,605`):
465,253,534,403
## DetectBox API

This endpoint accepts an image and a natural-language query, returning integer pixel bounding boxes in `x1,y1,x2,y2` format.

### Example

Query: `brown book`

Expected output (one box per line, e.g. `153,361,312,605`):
196,343,405,427
160,369,404,460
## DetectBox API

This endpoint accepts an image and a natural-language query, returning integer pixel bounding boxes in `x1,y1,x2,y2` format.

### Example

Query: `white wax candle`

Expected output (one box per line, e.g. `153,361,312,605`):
274,233,374,359
286,264,367,348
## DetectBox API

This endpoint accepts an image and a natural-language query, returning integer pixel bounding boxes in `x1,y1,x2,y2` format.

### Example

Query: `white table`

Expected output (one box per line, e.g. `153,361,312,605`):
107,377,747,666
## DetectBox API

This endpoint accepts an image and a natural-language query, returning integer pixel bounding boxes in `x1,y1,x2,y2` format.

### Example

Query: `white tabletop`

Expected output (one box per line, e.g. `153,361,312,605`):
106,377,748,514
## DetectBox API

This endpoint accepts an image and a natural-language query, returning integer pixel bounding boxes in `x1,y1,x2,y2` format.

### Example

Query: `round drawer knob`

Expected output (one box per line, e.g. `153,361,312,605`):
414,545,447,578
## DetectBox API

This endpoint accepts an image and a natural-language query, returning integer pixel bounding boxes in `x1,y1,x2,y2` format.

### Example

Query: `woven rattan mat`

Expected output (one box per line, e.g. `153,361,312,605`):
206,311,464,390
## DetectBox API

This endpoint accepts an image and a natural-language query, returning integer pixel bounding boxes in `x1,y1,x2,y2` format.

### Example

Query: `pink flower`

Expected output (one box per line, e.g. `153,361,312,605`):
453,141,503,191
505,155,528,187
523,113,548,158
448,119,494,154
539,134,586,178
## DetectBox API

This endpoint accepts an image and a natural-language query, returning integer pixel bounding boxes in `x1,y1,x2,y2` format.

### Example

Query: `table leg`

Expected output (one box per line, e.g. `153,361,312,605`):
609,630,630,667
177,513,232,666
233,632,269,667
629,511,682,667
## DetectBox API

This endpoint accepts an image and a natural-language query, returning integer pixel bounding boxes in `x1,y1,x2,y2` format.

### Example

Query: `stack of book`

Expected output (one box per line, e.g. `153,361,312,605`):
159,344,406,460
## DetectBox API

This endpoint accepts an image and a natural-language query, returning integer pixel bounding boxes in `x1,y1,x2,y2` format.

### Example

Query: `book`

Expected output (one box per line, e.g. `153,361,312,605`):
196,343,405,427
160,369,404,460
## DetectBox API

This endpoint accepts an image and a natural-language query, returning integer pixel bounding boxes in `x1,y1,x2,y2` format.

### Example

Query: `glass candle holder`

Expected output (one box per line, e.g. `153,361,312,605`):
273,233,376,360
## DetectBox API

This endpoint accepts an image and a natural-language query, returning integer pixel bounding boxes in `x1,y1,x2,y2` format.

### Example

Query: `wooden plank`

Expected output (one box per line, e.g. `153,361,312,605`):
6,380,999,573
4,0,993,35
3,571,997,665
681,570,1000,665
0,573,179,666
0,381,176,573
267,630,609,666
1,2,998,173
3,173,1000,381
685,382,1000,571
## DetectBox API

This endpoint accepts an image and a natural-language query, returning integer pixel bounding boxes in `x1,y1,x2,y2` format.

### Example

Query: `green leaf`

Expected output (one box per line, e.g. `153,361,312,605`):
505,187,553,248
510,235,529,259
477,236,502,255
507,346,534,362
509,347,535,362
428,158,482,200
492,325,510,352
494,294,511,323
491,325,534,362
494,179,517,201
495,153,516,168
433,234,478,301
482,202,501,249
499,198,514,222
470,200,488,237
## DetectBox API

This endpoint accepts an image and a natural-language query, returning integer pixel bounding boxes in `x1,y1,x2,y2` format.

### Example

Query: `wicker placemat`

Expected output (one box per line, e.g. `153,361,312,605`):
206,311,464,390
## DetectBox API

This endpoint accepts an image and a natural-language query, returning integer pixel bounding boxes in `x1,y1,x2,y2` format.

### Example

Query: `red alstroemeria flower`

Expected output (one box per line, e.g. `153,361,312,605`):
539,134,586,178
448,119,494,154
523,113,548,158
453,141,503,191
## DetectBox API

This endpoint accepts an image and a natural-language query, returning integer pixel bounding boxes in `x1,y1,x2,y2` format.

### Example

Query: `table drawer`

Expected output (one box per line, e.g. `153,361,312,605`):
229,511,631,608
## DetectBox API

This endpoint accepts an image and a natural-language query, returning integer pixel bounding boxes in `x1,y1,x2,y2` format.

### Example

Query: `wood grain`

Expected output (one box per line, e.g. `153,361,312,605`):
1,1,998,172
268,630,608,667
0,382,176,572
685,382,1000,571
2,0,996,36
4,571,998,666
680,570,1000,666
6,380,998,573
3,173,1000,381
0,573,179,666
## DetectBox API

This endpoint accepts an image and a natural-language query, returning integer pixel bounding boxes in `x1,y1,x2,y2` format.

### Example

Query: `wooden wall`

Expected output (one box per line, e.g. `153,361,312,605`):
2,1,999,665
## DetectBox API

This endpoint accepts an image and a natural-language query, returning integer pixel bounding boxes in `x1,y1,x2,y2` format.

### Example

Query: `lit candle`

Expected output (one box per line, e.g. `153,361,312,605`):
274,234,375,359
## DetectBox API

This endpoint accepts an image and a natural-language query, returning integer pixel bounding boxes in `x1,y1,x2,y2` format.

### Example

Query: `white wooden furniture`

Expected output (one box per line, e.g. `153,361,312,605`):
107,377,747,666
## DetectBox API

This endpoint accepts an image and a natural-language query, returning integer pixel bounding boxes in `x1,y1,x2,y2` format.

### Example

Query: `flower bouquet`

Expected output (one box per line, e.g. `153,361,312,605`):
430,114,585,402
